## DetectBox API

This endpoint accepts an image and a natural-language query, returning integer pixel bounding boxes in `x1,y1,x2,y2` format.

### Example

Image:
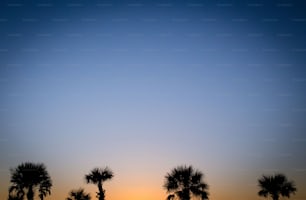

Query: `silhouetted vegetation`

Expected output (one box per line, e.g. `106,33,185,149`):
6,162,301,200
38,179,52,200
164,165,209,200
8,162,52,200
66,188,91,200
8,184,24,200
258,173,297,200
85,167,114,200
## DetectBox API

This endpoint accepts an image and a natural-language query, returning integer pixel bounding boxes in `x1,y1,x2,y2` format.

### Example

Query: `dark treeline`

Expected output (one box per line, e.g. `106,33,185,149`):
7,162,297,200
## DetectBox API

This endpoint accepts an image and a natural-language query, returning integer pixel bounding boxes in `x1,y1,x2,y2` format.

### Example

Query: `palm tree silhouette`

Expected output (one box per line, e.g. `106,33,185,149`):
9,162,52,200
164,165,209,200
85,167,114,200
66,188,91,200
258,173,297,200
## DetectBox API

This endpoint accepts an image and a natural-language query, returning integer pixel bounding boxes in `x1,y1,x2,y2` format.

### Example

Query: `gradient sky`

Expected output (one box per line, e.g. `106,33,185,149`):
1,1,306,200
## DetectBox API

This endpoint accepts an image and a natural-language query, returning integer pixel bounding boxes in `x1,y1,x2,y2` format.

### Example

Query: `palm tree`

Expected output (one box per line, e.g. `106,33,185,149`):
9,162,52,200
66,188,91,200
85,167,114,200
164,165,209,200
258,173,297,200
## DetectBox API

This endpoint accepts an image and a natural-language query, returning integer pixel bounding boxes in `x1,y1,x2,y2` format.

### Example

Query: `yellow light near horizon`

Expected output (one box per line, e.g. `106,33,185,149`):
107,185,164,200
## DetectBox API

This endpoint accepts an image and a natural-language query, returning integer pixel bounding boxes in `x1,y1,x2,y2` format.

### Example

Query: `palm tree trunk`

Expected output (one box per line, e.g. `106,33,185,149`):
182,189,190,200
98,182,105,200
27,185,34,200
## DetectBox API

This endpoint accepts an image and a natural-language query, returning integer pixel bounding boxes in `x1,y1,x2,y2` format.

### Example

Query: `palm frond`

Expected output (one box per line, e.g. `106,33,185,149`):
257,173,297,200
164,165,209,200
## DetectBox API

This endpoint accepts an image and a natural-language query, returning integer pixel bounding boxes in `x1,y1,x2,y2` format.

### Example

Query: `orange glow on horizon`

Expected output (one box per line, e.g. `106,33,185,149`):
1,168,305,200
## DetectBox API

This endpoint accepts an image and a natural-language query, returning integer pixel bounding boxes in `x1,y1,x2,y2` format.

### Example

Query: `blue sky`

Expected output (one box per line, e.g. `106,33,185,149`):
1,1,306,200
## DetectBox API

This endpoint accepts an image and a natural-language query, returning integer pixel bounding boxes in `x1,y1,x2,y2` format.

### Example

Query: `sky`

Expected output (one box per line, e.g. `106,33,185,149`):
0,0,306,200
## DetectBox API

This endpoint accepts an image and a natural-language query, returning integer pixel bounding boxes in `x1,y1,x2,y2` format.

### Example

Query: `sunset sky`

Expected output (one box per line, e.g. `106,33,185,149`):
0,1,306,200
